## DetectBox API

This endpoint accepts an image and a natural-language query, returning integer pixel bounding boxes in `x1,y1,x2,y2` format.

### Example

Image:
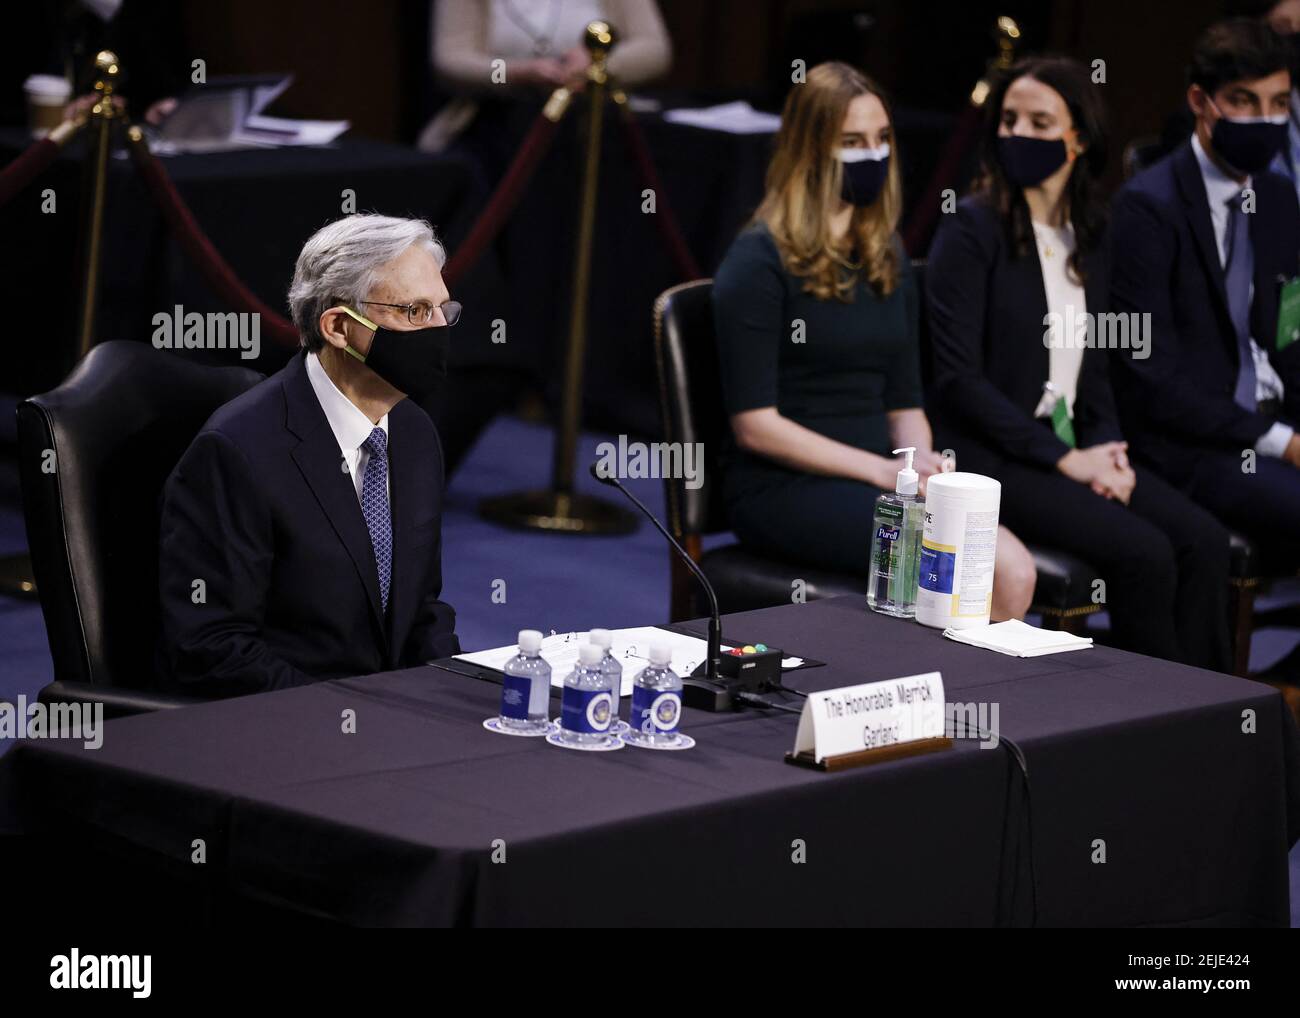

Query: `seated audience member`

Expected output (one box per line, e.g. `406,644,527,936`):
423,0,671,150
159,215,461,696
1110,21,1300,550
927,56,1231,670
712,62,1038,620
1233,0,1300,202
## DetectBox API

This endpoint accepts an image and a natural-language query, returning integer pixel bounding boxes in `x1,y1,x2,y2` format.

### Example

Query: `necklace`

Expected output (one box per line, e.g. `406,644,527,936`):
501,0,567,57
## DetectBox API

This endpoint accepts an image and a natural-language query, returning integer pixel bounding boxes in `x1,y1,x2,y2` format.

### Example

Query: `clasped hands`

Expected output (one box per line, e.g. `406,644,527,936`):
1058,442,1135,504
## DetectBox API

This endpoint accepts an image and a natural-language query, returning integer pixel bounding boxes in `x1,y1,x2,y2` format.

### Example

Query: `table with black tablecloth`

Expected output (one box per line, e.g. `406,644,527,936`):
3,595,1298,927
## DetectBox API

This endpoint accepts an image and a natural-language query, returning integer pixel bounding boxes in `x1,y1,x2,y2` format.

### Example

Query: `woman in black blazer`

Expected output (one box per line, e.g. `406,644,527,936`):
927,55,1231,671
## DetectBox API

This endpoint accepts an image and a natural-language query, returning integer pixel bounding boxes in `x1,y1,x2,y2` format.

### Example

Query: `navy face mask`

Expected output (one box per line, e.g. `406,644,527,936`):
837,144,891,206
1208,99,1289,175
997,135,1069,187
338,306,449,402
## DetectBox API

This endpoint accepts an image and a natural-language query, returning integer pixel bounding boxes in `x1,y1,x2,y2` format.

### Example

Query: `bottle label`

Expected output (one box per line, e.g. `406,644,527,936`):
629,687,681,734
918,541,957,594
561,687,613,733
500,673,532,719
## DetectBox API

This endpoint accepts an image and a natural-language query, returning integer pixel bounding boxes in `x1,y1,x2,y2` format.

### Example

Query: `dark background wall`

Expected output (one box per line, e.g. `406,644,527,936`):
176,0,1226,176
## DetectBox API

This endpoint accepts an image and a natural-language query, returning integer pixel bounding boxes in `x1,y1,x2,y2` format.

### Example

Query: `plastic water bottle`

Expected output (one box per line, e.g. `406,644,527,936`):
623,640,692,749
588,628,626,732
497,629,552,735
555,642,618,747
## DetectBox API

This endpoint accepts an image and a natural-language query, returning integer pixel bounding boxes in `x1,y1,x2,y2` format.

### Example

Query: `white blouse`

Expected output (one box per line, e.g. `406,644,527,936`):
1033,220,1086,416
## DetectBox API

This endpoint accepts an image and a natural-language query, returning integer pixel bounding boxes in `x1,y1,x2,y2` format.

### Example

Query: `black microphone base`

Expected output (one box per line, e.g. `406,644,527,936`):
681,676,736,712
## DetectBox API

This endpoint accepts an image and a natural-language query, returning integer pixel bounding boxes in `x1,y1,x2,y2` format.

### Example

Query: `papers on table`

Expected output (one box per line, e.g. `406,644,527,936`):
662,100,780,134
453,626,804,697
236,115,351,147
942,619,1093,657
150,74,350,153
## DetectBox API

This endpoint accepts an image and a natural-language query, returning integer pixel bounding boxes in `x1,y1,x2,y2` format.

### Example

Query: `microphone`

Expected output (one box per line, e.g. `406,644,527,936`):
588,461,731,710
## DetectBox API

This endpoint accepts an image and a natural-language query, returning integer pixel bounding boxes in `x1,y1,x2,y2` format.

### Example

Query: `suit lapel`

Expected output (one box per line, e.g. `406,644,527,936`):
1019,244,1051,383
1173,142,1234,336
282,353,388,647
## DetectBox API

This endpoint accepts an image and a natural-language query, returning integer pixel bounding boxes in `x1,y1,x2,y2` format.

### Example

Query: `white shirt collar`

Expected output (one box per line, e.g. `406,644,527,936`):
305,351,388,455
1191,131,1250,208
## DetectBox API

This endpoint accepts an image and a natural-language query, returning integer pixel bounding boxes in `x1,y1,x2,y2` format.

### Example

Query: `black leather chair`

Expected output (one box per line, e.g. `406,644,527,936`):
17,341,263,716
652,275,1102,629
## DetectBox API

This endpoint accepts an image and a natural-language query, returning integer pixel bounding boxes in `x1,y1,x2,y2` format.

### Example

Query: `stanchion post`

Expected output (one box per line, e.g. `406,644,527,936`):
478,21,636,534
75,49,121,359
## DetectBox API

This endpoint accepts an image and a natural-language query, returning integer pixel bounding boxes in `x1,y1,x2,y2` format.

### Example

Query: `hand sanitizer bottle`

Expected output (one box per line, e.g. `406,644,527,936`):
867,446,923,618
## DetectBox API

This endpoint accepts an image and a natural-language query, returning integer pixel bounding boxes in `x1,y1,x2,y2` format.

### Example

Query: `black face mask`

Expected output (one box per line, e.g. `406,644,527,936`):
1209,105,1289,175
339,306,449,403
838,146,891,206
997,136,1069,188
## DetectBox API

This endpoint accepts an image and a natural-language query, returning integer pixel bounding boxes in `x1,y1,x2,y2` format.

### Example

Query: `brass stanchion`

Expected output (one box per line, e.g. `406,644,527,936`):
75,49,121,359
1,99,90,601
479,21,637,535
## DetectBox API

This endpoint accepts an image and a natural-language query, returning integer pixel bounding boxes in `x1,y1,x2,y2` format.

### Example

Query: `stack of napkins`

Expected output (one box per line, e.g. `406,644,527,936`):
942,619,1093,657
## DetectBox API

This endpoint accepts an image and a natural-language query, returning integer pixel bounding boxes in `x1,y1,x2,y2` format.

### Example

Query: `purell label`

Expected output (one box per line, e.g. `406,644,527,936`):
561,687,613,733
875,524,900,542
630,687,681,734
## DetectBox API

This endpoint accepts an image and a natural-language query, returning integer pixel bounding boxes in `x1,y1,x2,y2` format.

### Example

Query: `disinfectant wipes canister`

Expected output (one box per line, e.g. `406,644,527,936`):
915,472,1002,630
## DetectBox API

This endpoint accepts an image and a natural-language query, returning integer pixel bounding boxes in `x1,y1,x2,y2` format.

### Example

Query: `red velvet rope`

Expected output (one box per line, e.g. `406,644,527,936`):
617,107,702,282
0,137,61,211
126,132,300,349
441,107,563,288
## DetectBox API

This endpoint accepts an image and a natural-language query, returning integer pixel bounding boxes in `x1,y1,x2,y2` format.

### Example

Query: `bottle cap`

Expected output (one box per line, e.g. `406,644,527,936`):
648,641,672,666
518,630,542,653
588,628,612,649
892,447,918,496
578,642,604,667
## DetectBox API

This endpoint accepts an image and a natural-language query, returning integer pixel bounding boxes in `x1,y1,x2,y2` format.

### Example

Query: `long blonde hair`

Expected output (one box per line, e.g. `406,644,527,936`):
755,62,902,301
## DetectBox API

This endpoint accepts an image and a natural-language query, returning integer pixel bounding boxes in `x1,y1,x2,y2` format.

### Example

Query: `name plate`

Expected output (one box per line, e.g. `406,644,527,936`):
791,672,946,764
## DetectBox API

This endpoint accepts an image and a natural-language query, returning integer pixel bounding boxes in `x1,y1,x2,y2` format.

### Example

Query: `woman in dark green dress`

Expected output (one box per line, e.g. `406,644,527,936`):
712,62,1037,619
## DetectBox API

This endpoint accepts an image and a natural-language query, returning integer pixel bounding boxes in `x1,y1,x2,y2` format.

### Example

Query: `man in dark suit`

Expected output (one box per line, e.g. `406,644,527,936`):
1110,18,1300,544
159,215,461,696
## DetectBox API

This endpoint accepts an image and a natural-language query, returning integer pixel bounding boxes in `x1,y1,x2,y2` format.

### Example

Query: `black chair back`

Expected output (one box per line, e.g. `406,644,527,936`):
652,279,729,542
17,341,263,692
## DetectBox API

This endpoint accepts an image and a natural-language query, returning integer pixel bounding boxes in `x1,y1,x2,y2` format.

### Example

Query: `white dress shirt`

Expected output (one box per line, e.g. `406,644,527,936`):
1191,133,1292,457
305,351,390,501
1033,220,1087,416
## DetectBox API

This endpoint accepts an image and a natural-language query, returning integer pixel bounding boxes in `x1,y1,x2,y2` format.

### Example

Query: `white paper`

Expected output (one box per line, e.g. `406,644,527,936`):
454,627,802,697
942,619,1092,657
794,672,946,763
662,100,780,135
239,115,351,146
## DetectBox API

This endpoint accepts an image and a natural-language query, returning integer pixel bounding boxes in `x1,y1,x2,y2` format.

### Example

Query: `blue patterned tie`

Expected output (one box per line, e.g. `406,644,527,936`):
360,427,392,613
1224,195,1256,411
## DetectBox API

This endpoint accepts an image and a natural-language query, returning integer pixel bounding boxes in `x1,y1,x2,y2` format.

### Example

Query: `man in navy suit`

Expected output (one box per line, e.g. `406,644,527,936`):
159,215,461,696
1110,19,1300,543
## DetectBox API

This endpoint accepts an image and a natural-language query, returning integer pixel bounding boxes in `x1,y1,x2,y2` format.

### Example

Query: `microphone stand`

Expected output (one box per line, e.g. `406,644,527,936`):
588,464,734,710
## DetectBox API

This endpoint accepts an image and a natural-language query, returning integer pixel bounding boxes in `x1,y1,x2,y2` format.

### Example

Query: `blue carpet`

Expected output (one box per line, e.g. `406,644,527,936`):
0,412,1297,924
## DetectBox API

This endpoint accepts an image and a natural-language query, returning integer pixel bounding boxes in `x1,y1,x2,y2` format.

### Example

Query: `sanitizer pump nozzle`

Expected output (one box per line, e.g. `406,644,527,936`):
893,447,918,497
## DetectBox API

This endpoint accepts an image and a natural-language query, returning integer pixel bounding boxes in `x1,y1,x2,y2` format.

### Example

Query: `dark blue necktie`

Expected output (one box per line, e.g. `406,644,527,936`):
360,427,392,613
1224,195,1257,411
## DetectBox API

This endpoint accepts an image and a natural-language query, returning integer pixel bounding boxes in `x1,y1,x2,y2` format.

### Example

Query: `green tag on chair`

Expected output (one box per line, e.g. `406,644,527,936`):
1278,276,1300,353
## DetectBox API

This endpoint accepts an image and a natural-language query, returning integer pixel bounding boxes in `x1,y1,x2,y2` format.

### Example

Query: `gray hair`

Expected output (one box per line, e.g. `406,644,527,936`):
288,214,447,352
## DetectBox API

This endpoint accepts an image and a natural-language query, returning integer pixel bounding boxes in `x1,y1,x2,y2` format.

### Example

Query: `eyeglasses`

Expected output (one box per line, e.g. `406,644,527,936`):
359,299,462,327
